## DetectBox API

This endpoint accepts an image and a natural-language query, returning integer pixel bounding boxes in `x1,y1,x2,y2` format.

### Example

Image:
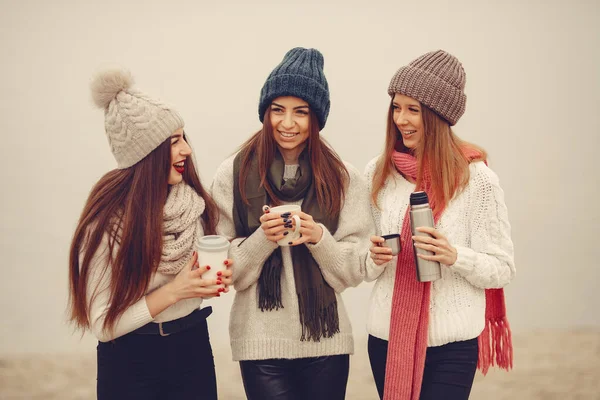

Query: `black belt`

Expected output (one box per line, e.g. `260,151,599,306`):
133,306,212,337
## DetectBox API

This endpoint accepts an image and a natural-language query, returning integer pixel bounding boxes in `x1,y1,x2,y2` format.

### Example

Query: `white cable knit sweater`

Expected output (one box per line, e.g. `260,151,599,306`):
84,221,206,342
211,154,373,361
364,157,515,347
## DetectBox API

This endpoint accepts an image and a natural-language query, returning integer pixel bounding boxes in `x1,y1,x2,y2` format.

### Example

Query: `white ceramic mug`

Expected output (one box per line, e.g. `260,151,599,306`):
197,235,230,288
269,204,302,246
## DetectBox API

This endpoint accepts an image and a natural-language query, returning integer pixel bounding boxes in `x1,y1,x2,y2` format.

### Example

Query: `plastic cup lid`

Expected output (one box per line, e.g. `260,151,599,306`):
197,235,230,251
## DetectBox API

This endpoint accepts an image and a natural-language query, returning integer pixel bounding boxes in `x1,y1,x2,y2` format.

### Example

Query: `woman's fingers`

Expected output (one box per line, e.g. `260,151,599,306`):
185,251,199,270
219,269,233,278
412,235,444,248
294,211,314,222
370,237,394,265
194,277,219,287
415,226,438,236
261,216,287,229
287,235,310,247
220,278,233,286
218,269,233,286
265,224,288,236
417,253,445,262
190,263,210,278
415,226,449,242
371,235,385,245
370,252,393,265
265,230,286,242
370,244,393,254
260,211,286,224
413,243,438,253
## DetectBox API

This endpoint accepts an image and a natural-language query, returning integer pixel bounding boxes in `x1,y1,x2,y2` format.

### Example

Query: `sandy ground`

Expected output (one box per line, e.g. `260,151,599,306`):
1,330,598,400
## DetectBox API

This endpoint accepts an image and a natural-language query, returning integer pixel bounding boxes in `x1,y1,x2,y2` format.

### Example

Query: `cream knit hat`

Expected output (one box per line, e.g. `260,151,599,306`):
90,69,184,168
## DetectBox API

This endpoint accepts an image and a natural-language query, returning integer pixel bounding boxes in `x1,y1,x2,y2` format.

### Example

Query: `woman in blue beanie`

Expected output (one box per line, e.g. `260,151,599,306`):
211,47,373,400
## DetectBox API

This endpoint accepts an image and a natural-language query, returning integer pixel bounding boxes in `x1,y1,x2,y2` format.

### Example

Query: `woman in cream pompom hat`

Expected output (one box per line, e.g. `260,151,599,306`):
68,69,232,400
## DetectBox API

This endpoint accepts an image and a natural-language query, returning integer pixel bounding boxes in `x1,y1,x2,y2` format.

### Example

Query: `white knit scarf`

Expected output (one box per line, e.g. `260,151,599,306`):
158,182,205,275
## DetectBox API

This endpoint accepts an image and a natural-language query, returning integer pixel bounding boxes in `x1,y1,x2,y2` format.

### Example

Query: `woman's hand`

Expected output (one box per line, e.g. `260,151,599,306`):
287,211,323,246
167,252,222,302
412,227,457,265
369,235,394,266
259,208,288,243
216,259,233,295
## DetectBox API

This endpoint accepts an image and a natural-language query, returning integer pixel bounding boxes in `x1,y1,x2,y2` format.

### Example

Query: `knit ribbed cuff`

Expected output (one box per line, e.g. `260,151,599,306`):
365,256,390,282
306,223,331,248
238,228,279,257
133,297,154,323
94,298,153,342
230,228,278,291
450,245,476,277
306,223,338,266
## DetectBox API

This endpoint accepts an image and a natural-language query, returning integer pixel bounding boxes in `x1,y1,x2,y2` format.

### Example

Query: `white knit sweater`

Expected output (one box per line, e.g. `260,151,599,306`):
211,154,373,361
84,221,206,342
364,157,515,347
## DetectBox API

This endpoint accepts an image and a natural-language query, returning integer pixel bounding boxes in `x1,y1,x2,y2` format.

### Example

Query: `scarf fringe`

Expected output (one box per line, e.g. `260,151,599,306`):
258,250,284,311
478,316,513,375
298,287,340,342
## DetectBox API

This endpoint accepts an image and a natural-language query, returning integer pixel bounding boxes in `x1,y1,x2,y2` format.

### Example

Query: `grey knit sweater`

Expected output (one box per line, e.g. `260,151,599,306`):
210,154,373,361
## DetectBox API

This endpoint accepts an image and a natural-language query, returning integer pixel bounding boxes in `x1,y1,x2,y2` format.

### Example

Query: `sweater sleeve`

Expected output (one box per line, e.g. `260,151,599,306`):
210,155,278,292
362,157,390,282
450,162,516,289
85,236,153,342
306,163,374,292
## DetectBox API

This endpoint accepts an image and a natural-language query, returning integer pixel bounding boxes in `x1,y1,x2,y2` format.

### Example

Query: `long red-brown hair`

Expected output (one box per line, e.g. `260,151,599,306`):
372,99,487,214
68,135,218,336
238,107,349,218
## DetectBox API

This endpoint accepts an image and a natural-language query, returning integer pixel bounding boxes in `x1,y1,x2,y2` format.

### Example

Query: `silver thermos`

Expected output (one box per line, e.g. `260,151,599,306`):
409,191,441,282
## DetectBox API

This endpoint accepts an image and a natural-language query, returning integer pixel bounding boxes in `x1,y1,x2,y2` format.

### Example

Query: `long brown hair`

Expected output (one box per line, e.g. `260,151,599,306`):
371,100,486,214
238,108,349,218
68,135,218,335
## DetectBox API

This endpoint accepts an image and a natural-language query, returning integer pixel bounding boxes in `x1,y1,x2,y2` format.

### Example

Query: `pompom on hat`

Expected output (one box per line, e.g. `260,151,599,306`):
388,50,467,126
90,69,184,168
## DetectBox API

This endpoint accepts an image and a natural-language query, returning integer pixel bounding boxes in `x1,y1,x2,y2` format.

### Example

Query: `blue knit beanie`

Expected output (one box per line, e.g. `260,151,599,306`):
258,47,330,130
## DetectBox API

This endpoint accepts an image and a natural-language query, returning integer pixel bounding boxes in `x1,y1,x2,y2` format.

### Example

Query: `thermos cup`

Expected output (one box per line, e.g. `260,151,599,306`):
409,191,441,282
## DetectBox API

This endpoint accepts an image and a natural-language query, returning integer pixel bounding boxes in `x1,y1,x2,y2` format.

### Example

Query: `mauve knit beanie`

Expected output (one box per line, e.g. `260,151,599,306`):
258,47,330,130
90,69,184,168
388,50,466,126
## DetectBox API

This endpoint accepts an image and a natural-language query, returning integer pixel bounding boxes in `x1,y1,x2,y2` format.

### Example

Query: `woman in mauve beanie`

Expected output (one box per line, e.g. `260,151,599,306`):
210,47,372,400
364,50,515,400
68,69,233,400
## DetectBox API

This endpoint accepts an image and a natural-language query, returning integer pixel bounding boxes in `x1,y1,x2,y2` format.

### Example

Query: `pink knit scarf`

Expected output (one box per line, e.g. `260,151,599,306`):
383,150,513,400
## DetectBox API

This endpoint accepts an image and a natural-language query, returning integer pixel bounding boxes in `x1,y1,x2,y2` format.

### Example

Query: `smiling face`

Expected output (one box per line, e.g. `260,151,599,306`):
269,96,311,164
168,128,192,185
392,93,424,150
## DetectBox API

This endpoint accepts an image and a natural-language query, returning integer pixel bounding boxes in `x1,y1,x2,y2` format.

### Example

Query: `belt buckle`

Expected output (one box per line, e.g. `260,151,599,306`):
158,322,170,337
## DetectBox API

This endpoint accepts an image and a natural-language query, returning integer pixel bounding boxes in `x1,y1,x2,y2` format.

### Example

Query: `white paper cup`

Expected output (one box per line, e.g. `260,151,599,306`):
197,235,230,288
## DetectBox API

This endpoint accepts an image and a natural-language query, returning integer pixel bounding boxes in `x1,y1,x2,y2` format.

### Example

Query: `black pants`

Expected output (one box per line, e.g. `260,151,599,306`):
96,318,217,400
239,354,350,400
368,335,478,400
